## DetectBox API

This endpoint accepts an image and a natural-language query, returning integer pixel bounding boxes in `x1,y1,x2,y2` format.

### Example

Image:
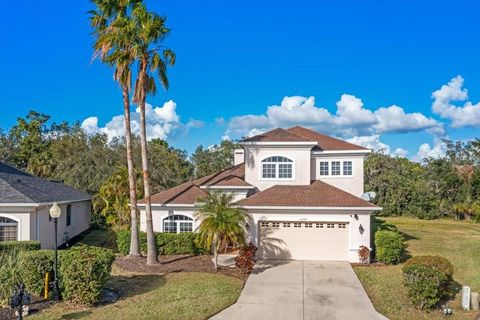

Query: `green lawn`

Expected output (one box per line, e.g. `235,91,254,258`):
354,217,480,320
30,265,243,320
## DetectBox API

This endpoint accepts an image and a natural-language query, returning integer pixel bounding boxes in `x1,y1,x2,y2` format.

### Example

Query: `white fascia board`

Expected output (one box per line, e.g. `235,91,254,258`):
312,149,371,155
199,185,255,190
240,141,318,147
0,198,91,208
237,205,382,211
137,203,196,208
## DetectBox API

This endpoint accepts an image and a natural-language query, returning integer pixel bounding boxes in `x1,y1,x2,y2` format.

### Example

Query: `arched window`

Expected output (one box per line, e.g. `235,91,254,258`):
163,215,193,233
0,217,18,241
261,156,294,179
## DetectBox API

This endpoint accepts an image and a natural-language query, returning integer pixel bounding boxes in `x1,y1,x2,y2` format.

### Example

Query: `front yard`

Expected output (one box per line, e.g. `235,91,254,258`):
30,264,243,320
354,217,480,320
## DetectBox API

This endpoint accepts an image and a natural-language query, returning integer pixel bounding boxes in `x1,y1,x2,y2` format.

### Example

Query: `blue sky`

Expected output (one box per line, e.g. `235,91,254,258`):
1,0,479,159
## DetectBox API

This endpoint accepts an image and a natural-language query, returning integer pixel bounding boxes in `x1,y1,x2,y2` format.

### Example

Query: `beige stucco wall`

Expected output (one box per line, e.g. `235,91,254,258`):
0,200,91,249
311,154,365,196
140,207,200,233
244,146,312,190
246,209,372,263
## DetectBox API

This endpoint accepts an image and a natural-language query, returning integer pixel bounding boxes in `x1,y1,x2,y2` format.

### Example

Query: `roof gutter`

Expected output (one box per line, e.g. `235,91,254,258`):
236,205,382,211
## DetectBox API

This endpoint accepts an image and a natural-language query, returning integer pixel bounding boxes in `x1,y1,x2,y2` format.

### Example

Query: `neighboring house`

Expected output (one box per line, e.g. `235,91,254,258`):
0,161,91,248
139,126,381,262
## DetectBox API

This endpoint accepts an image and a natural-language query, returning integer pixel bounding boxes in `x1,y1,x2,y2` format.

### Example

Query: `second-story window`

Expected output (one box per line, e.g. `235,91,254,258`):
319,161,329,176
331,161,341,175
262,156,293,179
343,161,353,176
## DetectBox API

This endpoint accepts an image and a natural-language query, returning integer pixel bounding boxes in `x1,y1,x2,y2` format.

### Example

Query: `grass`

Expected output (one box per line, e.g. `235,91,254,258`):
70,228,118,251
354,217,480,320
30,264,243,320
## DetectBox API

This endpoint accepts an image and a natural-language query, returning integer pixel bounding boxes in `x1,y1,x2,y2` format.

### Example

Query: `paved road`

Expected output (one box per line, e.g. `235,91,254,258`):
211,260,388,320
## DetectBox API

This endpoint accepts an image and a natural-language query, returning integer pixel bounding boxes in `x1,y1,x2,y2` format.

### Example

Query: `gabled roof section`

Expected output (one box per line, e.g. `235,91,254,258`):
241,128,314,143
238,180,378,208
240,126,367,151
287,126,368,151
0,161,91,204
142,163,252,205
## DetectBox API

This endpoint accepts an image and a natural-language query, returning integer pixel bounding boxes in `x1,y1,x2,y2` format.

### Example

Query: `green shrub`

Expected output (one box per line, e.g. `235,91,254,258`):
116,230,205,255
59,245,115,305
0,249,23,307
374,230,407,264
402,256,454,309
0,240,41,252
19,250,54,296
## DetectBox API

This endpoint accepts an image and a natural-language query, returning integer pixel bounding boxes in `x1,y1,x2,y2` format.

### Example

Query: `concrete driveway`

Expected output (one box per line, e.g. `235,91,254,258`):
211,260,387,320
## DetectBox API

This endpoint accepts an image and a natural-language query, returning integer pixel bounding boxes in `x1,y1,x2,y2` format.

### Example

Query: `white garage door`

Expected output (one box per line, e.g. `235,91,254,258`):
258,221,349,261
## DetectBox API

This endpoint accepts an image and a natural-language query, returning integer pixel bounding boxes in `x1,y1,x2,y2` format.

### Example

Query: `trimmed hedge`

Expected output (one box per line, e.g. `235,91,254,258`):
59,245,115,305
116,230,206,256
20,250,54,296
374,230,407,264
19,245,114,305
0,240,41,252
402,256,454,309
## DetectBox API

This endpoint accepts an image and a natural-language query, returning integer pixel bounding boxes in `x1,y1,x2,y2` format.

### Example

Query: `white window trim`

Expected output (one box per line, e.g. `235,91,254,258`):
259,156,296,181
318,160,353,178
0,216,19,241
162,215,194,233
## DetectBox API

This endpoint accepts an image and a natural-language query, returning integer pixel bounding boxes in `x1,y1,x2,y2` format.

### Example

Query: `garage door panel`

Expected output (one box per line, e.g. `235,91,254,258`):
258,221,349,261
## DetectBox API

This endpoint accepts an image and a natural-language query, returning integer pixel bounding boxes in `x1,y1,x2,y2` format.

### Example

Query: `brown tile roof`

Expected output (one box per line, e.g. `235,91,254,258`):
287,126,368,151
240,126,367,151
241,128,314,143
238,180,378,208
140,163,252,205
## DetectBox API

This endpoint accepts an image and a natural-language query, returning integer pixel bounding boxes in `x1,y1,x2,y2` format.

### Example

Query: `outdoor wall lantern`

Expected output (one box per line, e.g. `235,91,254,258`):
359,224,364,235
49,202,62,302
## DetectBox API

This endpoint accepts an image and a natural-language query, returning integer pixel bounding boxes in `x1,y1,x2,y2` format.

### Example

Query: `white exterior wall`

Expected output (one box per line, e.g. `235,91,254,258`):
312,154,365,196
244,146,312,190
140,206,200,233
0,200,91,249
245,209,372,263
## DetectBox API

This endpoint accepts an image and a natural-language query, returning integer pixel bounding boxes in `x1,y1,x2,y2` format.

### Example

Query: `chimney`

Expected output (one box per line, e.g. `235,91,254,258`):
234,148,244,165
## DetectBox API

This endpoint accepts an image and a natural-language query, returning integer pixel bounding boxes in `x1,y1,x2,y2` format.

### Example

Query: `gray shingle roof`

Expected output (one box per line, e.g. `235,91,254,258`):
0,161,91,204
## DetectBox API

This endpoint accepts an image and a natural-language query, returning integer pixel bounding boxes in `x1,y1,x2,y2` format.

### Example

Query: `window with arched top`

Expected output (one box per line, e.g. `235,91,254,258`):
0,217,18,241
261,156,294,179
163,215,193,233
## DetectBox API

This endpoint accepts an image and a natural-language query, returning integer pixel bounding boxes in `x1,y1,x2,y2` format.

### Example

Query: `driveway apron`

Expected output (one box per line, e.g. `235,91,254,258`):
210,260,387,320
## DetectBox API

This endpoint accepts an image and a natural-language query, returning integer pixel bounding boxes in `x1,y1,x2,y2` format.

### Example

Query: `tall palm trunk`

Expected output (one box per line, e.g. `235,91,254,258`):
138,68,158,265
123,87,140,257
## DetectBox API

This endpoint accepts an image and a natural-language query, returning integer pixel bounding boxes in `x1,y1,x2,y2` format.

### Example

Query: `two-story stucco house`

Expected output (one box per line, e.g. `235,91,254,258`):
139,126,381,262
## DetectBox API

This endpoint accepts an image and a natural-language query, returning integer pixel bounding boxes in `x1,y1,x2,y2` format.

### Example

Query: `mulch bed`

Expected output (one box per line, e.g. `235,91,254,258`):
0,296,54,320
114,254,249,280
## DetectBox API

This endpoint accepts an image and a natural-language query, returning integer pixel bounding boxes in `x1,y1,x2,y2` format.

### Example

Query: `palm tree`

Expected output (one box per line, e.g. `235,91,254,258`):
195,192,247,269
89,0,141,256
131,3,176,265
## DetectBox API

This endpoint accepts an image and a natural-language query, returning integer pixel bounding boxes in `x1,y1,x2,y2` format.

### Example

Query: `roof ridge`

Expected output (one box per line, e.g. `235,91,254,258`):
286,126,368,150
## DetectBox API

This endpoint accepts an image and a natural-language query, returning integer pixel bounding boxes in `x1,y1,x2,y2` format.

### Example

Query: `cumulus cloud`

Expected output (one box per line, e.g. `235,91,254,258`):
81,100,203,141
414,139,447,162
432,75,480,127
226,94,443,139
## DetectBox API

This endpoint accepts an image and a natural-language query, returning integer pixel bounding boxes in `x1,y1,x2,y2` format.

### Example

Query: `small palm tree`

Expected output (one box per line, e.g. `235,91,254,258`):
195,192,247,269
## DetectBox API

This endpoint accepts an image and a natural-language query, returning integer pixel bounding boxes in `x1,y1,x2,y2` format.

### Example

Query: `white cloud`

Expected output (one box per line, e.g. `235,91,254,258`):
432,75,480,127
347,135,392,154
81,100,202,141
414,139,447,162
226,94,443,139
393,148,409,158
